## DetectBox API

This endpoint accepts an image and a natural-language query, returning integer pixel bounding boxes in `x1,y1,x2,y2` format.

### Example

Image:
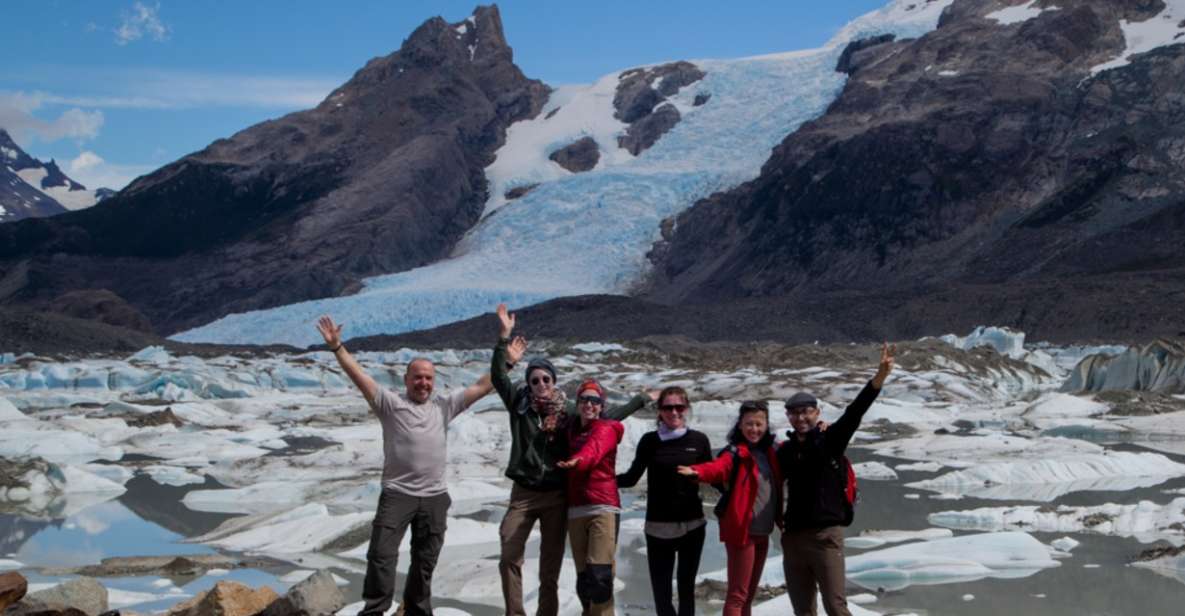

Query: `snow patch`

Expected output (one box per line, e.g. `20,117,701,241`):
986,1,1060,26
1091,0,1185,75
930,498,1185,541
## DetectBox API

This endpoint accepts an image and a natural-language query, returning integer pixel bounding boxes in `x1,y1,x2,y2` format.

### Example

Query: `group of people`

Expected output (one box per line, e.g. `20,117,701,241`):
316,303,895,616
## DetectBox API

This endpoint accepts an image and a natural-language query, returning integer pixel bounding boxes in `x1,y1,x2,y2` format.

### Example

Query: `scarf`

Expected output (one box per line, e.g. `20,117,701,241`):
530,388,568,436
657,423,688,441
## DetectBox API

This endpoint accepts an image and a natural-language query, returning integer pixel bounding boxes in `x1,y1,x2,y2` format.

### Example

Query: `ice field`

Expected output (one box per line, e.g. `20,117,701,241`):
5,327,1185,613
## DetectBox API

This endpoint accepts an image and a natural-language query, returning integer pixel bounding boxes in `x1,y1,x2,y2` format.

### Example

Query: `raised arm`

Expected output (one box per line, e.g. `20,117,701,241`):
826,342,895,454
491,304,527,410
603,389,658,421
461,373,494,409
317,315,380,408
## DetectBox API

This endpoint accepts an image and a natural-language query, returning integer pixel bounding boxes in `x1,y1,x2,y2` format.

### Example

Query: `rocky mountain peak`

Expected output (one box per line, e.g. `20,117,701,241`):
0,4,549,334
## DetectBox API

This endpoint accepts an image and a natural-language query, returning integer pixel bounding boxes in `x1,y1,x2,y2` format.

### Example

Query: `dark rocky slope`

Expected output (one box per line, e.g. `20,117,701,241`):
0,5,547,335
646,0,1185,339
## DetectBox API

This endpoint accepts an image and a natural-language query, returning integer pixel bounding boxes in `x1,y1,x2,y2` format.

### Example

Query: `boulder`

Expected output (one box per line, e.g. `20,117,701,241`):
618,104,681,155
166,581,278,616
1,571,28,612
548,137,600,173
504,183,540,200
260,570,343,616
19,577,108,616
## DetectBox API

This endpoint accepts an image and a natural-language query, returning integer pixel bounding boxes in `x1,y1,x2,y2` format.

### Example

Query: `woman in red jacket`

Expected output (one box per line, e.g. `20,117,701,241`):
677,401,782,616
557,379,626,616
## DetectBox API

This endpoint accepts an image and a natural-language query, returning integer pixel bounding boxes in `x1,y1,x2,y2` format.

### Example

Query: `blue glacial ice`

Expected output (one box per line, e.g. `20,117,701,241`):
174,1,953,347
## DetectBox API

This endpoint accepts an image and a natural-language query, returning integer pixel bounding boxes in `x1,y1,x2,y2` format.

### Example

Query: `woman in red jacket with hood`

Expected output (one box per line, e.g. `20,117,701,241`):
557,379,626,616
678,401,782,616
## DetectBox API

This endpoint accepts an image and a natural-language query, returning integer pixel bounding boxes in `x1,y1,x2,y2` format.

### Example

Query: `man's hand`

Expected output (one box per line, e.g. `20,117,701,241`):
507,336,528,366
497,303,516,339
646,389,661,402
872,342,896,389
556,456,581,469
317,315,344,348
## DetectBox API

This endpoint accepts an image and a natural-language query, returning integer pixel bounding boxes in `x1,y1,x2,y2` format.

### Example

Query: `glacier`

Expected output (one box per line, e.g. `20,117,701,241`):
174,0,955,346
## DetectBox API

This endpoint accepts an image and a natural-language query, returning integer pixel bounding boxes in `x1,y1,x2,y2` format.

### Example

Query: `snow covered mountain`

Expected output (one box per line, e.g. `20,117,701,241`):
0,129,108,223
174,0,955,346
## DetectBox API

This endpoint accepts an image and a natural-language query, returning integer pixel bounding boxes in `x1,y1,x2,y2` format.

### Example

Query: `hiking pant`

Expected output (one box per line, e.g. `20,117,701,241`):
645,525,706,616
781,526,849,616
569,512,617,616
723,535,769,616
359,490,450,616
500,484,568,616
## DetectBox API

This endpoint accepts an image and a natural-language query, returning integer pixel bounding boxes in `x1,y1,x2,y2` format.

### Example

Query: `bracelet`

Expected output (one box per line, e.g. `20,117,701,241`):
331,344,344,353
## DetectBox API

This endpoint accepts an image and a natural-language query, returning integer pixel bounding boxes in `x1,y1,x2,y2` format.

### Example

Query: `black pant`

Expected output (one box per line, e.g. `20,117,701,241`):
645,524,706,616
359,490,451,616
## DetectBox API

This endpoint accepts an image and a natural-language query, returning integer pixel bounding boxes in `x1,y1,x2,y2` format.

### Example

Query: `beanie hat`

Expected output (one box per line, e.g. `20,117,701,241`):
785,392,818,410
525,357,558,382
577,379,604,399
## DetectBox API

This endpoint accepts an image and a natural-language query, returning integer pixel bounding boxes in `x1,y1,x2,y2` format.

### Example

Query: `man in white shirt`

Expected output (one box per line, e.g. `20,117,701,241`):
317,315,493,616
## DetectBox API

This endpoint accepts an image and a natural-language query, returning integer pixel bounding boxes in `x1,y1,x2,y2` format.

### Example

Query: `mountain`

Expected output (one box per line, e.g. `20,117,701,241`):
645,0,1185,337
171,0,954,346
0,5,547,335
0,129,106,222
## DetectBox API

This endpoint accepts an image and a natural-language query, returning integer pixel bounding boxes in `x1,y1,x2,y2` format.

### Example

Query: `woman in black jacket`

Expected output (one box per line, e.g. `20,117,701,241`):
617,386,712,616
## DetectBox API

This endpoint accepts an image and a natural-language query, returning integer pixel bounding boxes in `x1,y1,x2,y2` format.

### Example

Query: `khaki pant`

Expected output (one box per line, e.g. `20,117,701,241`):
568,512,617,616
781,526,849,616
500,484,568,616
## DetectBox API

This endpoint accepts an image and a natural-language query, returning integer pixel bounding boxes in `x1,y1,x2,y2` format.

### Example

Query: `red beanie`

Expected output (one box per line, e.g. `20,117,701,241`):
577,379,604,398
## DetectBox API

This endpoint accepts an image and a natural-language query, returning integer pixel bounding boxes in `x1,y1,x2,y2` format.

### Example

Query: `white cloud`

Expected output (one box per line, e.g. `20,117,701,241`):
115,1,170,46
69,150,105,173
0,91,104,145
2,67,338,111
65,150,154,190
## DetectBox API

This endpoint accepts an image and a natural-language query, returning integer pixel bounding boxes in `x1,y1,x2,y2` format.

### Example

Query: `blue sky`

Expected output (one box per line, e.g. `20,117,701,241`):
2,0,887,190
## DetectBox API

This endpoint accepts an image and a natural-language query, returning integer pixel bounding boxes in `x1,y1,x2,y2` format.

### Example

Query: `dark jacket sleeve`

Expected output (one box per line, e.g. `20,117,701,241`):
824,381,881,455
604,393,651,421
491,339,517,411
617,432,654,488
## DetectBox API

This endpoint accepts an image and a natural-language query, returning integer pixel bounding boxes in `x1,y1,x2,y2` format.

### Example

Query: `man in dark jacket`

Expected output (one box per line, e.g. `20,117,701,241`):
777,343,895,616
491,304,652,616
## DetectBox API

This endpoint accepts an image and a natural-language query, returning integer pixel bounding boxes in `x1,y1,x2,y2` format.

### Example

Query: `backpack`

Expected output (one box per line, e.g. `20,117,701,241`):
833,455,858,526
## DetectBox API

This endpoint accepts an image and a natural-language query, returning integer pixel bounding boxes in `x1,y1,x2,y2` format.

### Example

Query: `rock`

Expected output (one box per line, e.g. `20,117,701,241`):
260,570,343,616
126,408,185,428
503,183,540,200
611,61,702,155
1,571,28,612
22,577,108,616
548,137,600,173
40,554,250,578
51,290,155,335
835,34,897,74
166,581,278,616
692,92,711,106
618,104,681,156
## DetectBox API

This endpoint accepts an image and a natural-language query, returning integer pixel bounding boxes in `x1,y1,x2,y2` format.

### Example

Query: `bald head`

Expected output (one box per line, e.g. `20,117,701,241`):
404,358,436,403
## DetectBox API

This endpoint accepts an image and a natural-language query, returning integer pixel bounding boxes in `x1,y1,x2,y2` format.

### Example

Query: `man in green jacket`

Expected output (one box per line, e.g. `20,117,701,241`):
492,303,652,616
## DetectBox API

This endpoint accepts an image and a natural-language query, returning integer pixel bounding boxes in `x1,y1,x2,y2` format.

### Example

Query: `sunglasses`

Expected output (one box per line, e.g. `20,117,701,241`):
659,404,688,412
530,375,554,386
785,407,817,416
577,395,604,405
